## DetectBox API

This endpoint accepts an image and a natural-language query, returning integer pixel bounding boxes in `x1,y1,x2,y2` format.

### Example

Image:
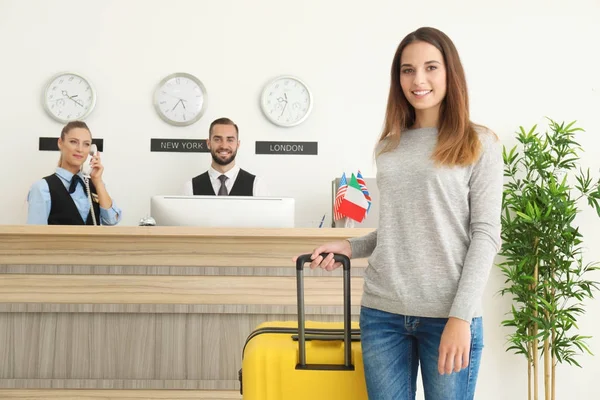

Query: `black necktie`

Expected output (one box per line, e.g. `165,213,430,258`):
69,175,83,194
218,174,229,196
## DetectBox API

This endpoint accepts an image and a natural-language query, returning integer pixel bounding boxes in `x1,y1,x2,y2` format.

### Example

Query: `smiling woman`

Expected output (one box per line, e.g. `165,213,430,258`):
26,121,122,226
293,26,503,400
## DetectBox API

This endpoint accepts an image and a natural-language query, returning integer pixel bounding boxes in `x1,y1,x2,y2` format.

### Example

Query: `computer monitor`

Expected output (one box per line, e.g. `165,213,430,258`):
150,196,295,227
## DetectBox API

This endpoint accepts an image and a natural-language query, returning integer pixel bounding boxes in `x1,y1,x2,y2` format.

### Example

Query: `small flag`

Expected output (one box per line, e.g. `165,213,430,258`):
337,173,369,222
356,170,371,214
333,173,348,221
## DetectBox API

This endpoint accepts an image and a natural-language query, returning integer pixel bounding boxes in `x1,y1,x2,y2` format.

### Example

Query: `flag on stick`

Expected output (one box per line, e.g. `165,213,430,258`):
356,170,371,214
333,173,348,221
337,173,369,222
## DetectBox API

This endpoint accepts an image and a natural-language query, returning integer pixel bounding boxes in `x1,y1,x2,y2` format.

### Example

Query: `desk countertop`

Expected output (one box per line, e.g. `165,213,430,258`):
0,225,373,266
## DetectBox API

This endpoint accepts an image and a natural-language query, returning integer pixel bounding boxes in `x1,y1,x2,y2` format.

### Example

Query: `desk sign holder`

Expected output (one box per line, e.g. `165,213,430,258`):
255,141,318,155
150,138,210,153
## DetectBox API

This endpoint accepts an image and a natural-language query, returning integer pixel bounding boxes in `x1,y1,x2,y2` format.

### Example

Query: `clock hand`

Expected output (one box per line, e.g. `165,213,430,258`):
60,90,82,106
66,96,83,107
167,93,189,101
172,99,181,111
280,102,287,117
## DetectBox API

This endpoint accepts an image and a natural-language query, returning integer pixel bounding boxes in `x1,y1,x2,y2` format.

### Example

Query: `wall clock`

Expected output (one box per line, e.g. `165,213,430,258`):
154,72,207,126
260,75,313,127
42,72,96,123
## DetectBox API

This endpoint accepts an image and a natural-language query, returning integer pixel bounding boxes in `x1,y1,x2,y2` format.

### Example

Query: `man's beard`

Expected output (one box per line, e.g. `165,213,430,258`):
211,149,237,166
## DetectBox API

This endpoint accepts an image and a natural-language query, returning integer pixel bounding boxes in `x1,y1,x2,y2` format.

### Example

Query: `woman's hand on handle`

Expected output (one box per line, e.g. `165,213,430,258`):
293,240,352,271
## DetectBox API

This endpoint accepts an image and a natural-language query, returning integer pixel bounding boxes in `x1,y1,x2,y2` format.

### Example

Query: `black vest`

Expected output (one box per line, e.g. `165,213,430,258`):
191,169,255,196
43,174,101,225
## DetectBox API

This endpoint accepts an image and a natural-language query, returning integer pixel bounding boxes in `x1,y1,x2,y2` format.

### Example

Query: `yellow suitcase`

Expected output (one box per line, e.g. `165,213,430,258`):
239,253,367,399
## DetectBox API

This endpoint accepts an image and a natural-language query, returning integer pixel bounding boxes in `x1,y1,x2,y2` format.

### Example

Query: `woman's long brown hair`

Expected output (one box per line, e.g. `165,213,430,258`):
377,27,482,166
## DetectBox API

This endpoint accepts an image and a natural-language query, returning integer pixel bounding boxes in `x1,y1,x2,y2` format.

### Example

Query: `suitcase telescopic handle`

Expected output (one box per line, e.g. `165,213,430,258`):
295,253,354,371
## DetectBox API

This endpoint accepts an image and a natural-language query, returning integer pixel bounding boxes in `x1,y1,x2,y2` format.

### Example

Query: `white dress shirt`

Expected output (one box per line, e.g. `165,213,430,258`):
182,165,270,196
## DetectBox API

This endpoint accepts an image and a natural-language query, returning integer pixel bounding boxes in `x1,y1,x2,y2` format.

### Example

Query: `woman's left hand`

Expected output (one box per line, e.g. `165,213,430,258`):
438,317,471,375
90,152,104,183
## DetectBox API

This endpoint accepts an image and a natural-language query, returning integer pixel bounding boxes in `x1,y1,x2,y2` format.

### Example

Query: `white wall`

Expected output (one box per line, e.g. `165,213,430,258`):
1,0,599,398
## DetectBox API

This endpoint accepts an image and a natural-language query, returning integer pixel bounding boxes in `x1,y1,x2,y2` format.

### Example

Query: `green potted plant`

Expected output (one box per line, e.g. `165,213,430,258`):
498,118,600,400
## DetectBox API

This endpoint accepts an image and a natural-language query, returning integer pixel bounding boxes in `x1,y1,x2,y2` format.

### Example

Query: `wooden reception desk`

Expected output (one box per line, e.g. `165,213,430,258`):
0,225,372,394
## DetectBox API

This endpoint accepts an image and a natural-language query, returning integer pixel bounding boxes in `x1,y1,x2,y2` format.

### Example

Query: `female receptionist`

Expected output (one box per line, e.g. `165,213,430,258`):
27,121,122,225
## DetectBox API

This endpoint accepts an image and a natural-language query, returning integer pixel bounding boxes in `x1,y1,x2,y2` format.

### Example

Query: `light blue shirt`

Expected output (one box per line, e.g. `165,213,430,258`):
27,168,122,225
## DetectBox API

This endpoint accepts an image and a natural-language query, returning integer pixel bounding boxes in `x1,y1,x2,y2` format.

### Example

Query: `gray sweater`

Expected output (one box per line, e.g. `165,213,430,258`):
348,127,502,322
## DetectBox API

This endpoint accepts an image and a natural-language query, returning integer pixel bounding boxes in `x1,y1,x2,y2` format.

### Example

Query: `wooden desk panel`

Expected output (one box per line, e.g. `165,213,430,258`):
0,274,364,305
0,226,372,391
0,389,240,399
0,226,372,267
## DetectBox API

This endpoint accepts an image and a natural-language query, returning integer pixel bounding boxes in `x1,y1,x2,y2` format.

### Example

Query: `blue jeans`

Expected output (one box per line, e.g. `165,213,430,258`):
359,306,483,400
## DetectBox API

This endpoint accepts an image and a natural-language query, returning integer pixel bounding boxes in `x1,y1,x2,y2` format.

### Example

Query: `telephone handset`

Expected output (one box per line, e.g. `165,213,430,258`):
81,144,97,178
81,144,98,226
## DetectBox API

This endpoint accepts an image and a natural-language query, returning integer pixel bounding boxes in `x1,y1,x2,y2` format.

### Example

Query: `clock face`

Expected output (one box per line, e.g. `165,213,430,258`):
154,73,207,126
261,75,312,127
43,72,96,123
